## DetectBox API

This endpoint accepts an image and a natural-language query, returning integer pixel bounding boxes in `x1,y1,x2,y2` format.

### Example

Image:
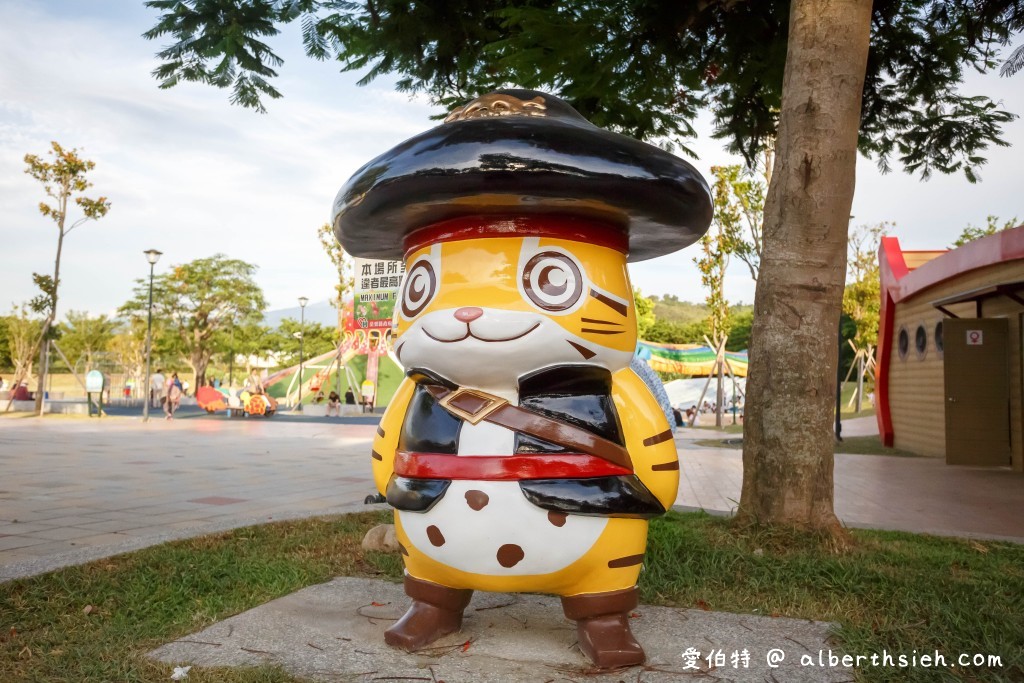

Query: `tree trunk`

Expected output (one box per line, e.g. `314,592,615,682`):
35,211,67,415
738,0,871,531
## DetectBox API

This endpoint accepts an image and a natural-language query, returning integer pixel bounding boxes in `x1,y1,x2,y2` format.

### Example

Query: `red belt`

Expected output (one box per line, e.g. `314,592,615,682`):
394,450,633,481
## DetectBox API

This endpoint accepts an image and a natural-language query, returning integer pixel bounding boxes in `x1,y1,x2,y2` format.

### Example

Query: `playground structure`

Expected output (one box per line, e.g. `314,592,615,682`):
264,328,401,411
637,337,748,426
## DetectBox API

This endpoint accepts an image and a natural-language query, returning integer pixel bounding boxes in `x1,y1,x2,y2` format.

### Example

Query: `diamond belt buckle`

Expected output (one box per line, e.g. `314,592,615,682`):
439,387,508,425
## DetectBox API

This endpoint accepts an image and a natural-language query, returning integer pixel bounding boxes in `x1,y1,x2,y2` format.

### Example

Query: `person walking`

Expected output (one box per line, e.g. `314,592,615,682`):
151,368,165,408
164,372,183,420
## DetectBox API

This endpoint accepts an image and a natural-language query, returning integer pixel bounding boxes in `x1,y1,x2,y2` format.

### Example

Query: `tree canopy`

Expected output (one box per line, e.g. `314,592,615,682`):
843,223,890,350
145,0,1022,178
120,254,267,386
951,214,1020,247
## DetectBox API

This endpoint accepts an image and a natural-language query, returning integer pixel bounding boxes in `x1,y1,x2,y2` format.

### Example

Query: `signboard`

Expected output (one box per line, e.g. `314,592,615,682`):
361,379,375,399
85,370,105,392
352,258,405,331
966,330,984,346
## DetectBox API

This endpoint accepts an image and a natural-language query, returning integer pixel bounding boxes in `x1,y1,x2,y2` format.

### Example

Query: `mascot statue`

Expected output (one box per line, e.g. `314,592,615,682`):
333,90,712,669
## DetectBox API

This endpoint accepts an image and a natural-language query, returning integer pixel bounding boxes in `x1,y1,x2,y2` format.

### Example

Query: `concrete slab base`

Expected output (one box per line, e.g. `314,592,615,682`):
149,577,852,682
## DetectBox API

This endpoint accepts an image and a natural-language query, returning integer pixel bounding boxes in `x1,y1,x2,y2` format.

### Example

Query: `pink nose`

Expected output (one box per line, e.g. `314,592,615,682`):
454,307,483,323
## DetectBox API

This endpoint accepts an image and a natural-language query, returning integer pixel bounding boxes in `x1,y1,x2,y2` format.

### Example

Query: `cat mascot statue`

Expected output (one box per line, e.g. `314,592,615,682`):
333,90,713,669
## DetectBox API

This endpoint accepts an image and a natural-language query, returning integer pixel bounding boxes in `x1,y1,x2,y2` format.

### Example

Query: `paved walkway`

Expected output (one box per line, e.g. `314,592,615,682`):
2,413,1022,581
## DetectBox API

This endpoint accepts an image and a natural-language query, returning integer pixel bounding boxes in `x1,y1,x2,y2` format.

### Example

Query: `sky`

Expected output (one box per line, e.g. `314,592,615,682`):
1,1,1022,324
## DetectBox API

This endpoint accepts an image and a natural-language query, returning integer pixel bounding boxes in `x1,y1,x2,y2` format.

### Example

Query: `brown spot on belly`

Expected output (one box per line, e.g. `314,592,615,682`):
465,490,489,510
547,511,567,527
426,525,445,547
497,543,525,568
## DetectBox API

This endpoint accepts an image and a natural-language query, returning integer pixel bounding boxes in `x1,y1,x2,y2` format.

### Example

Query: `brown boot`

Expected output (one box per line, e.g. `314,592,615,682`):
384,575,473,652
562,586,645,669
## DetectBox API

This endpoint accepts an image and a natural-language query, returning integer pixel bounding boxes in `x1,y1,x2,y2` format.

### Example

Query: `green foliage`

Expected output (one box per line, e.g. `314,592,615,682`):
0,317,11,372
317,222,354,331
23,141,111,230
119,254,267,386
107,318,149,381
221,320,275,375
3,305,44,380
709,165,766,282
56,311,118,372
632,287,655,339
645,318,709,345
144,1,1023,180
951,214,1019,247
23,142,111,319
28,273,58,317
268,317,337,368
642,300,753,349
695,214,731,345
650,294,711,325
725,309,753,352
842,223,889,350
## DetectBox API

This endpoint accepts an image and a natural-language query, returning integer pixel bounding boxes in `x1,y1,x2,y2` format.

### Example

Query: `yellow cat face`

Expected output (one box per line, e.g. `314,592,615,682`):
393,236,636,391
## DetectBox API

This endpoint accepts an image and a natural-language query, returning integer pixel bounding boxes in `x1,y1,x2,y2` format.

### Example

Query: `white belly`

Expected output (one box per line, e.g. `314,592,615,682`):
399,411,608,575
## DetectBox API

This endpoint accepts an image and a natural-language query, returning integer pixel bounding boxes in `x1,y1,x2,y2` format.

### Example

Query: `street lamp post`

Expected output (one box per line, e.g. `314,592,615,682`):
297,296,309,410
142,249,162,422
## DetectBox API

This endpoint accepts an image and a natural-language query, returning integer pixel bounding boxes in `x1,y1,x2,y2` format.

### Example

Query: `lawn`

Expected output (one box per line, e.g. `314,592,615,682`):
694,434,923,457
2,511,1020,682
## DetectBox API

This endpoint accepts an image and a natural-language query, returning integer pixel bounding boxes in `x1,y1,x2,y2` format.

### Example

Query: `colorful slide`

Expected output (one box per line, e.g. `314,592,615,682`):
635,341,748,377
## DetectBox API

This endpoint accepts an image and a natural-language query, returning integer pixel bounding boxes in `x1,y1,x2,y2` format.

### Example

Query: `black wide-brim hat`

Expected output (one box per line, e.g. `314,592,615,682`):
333,89,713,262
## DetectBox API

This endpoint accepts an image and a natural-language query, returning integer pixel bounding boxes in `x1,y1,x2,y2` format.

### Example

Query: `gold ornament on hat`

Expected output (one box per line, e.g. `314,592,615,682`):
444,93,547,123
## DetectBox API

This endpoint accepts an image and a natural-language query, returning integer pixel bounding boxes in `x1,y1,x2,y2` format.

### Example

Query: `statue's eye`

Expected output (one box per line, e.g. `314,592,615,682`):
401,260,436,318
521,252,583,312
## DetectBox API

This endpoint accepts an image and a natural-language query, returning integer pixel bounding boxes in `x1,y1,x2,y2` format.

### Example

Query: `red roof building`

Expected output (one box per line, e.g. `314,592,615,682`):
876,225,1024,471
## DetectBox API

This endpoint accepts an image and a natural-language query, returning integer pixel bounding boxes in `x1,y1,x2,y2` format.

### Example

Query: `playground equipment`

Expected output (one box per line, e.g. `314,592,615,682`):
263,328,398,410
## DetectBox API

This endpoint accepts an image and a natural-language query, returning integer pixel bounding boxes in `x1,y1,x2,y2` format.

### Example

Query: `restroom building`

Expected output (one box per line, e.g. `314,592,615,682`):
876,225,1024,471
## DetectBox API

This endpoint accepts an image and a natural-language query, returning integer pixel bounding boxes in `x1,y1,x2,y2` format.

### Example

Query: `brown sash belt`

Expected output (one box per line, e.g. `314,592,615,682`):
420,384,633,471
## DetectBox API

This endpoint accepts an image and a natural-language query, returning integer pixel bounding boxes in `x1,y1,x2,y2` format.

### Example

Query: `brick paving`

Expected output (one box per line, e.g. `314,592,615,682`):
1,413,1022,582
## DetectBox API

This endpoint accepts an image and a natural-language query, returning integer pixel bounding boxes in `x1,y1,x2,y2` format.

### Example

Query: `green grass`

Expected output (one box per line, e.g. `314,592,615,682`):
690,421,745,433
0,512,401,682
3,512,1021,682
693,434,924,457
841,380,876,417
645,512,1024,682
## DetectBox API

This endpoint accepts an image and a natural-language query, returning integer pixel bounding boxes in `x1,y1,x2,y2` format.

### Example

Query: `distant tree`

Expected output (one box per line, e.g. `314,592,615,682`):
120,255,267,387
3,305,44,405
710,165,767,282
645,319,709,345
951,214,1019,247
269,318,337,368
843,223,889,350
57,311,117,372
22,142,110,411
318,222,355,335
632,288,656,340
726,310,754,352
0,316,12,372
651,297,712,325
695,214,732,347
108,319,149,389
222,319,274,381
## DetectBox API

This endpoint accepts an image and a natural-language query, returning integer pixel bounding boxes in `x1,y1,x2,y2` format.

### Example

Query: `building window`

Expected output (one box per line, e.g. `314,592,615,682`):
898,326,909,360
915,324,928,359
935,321,944,354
